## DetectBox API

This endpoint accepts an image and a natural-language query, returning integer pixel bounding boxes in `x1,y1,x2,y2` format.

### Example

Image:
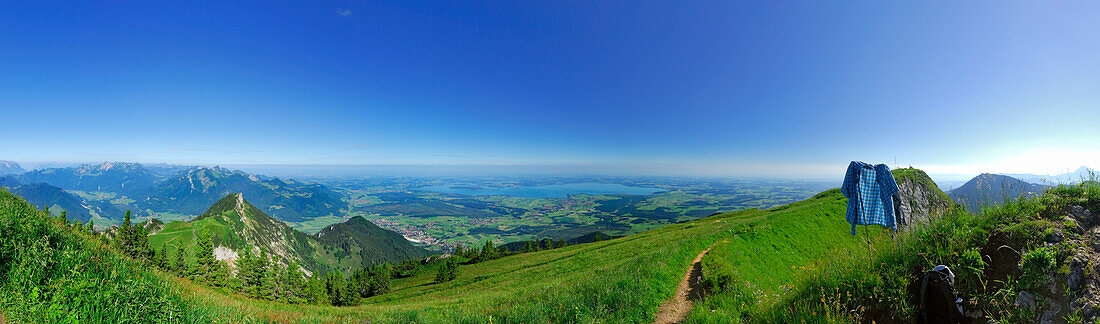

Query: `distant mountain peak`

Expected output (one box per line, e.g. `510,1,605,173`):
0,160,26,176
195,193,269,223
949,173,1045,213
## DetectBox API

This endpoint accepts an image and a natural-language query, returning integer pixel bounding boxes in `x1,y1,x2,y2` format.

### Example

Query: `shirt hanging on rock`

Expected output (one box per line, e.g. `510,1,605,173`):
842,161,900,235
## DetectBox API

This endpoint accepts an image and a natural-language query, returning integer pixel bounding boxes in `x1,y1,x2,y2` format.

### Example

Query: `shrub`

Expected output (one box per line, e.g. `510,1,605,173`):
1020,245,1057,291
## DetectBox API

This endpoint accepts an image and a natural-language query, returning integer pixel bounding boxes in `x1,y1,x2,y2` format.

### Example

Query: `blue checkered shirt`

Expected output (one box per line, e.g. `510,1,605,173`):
842,161,899,235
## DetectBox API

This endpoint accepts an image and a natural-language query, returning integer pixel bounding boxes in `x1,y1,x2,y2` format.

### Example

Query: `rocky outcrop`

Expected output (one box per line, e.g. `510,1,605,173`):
892,168,955,231
1065,205,1100,321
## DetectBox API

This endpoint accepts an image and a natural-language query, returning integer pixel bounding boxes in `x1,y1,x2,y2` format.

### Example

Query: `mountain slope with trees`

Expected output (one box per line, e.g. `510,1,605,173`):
148,193,339,275
148,193,425,276
314,216,429,270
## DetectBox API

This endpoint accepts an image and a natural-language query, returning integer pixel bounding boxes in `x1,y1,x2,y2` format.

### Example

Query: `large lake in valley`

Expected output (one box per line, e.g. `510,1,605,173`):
416,182,666,199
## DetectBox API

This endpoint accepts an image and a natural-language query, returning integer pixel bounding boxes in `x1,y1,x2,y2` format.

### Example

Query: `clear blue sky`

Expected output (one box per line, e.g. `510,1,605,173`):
2,1,1099,177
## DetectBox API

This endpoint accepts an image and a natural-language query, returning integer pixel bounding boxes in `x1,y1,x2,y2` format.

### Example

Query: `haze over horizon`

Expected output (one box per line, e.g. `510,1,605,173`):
3,1,1100,178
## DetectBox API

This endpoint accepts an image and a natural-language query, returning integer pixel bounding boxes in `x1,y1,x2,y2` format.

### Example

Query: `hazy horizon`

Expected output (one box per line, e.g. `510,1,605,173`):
6,159,1096,183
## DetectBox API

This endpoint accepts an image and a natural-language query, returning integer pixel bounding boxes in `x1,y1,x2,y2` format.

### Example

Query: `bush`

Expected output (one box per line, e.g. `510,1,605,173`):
435,258,459,283
1020,245,1057,291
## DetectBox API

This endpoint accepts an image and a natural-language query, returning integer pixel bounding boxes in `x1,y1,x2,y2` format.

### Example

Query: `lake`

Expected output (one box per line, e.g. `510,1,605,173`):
416,182,665,199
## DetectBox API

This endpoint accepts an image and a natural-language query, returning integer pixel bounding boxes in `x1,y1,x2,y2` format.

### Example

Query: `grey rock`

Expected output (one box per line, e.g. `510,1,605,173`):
894,174,953,231
1069,255,1088,291
1016,291,1037,310
1040,306,1058,324
1046,229,1064,243
1073,205,1093,225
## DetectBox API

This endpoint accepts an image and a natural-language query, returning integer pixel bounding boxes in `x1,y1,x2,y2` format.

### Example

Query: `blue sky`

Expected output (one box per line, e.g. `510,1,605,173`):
2,1,1099,178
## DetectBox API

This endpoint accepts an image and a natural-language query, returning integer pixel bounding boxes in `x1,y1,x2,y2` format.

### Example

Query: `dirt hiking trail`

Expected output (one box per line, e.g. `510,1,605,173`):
654,244,715,324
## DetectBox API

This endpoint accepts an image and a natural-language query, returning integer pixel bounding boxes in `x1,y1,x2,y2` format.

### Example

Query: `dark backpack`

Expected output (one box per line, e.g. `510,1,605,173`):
917,265,964,323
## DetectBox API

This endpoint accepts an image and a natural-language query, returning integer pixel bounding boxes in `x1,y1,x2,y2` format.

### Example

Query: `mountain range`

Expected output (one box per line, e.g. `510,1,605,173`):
0,176,122,223
18,162,158,195
140,166,346,222
5,161,347,223
0,160,25,176
1004,166,1097,185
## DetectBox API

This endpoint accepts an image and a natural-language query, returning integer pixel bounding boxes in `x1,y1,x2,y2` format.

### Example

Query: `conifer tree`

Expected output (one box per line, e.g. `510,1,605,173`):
370,263,393,296
151,244,168,269
435,258,459,283
279,261,305,303
236,249,268,299
479,240,498,261
173,246,188,275
192,233,217,282
325,270,357,306
131,223,152,261
117,210,134,255
305,274,329,305
261,252,278,300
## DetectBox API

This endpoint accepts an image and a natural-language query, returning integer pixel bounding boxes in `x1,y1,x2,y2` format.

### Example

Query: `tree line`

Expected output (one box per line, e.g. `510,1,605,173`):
55,208,602,307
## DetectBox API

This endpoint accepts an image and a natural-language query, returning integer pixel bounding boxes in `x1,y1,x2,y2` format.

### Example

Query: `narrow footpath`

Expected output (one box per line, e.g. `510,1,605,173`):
653,245,715,324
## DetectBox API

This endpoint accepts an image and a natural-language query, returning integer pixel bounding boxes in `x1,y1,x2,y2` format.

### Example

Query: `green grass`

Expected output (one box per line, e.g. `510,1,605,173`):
154,189,875,323
0,189,205,323
690,182,1098,323
0,173,977,323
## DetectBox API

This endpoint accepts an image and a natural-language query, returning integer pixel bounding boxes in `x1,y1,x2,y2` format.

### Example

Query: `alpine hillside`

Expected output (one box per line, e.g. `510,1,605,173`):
314,216,430,270
148,193,425,275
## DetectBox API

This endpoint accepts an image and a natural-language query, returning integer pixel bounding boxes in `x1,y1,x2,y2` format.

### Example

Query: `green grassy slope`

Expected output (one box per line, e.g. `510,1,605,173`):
0,188,204,322
687,178,1090,323
166,187,885,323
682,168,948,322
0,170,941,323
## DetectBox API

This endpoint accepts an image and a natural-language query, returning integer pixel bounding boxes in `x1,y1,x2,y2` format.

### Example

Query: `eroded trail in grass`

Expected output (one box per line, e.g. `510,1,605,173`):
653,245,714,324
